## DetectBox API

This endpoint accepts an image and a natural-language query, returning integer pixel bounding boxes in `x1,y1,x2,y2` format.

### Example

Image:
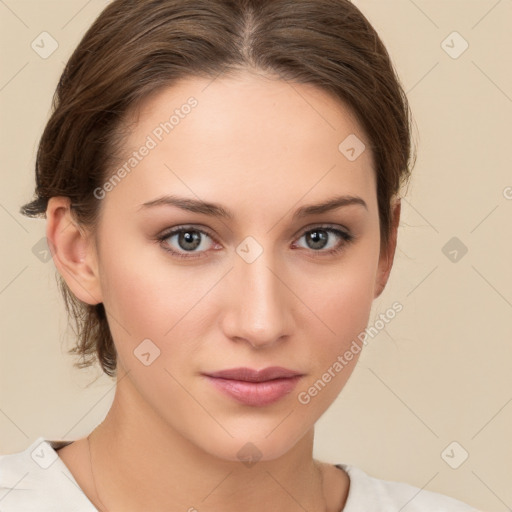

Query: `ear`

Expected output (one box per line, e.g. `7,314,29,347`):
374,198,401,299
45,197,103,305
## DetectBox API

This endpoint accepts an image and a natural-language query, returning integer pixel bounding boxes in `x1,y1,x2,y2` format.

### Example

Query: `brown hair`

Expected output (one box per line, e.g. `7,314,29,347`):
20,0,415,378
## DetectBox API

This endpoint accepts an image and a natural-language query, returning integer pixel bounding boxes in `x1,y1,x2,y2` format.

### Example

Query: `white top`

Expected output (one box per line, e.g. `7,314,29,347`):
0,437,480,511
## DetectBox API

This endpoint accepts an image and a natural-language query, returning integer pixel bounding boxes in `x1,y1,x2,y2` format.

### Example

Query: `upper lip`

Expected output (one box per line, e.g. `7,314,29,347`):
204,366,303,382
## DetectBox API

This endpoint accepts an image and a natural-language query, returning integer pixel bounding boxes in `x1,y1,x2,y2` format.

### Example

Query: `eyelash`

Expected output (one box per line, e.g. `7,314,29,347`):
155,225,355,260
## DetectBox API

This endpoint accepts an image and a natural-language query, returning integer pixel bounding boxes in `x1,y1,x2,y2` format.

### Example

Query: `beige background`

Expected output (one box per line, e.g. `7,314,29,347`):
1,1,511,510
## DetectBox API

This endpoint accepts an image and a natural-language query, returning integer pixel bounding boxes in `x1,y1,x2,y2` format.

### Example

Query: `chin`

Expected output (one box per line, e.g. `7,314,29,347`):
205,433,305,465
177,412,316,466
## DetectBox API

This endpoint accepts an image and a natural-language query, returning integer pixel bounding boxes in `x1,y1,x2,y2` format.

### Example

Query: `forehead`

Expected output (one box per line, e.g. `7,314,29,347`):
104,71,377,221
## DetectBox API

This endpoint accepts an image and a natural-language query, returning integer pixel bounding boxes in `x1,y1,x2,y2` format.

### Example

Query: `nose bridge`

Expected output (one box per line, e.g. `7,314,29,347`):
222,246,291,347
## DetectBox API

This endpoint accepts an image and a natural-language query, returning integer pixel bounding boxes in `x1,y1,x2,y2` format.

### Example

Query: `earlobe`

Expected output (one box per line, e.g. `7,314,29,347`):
374,199,401,299
45,197,103,305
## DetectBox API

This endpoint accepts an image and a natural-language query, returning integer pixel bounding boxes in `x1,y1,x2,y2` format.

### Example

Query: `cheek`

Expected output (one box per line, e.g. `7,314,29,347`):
304,248,378,340
96,233,210,357
295,276,374,412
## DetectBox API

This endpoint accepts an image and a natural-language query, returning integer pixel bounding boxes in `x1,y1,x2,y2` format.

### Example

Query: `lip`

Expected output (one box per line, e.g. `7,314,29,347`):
206,366,302,382
203,366,304,406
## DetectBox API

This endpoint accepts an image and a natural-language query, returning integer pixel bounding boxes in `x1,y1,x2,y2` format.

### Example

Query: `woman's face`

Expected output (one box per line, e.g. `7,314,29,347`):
84,71,394,461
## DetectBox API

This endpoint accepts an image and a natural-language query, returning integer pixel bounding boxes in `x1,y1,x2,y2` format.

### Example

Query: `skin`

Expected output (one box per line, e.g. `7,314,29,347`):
46,69,400,512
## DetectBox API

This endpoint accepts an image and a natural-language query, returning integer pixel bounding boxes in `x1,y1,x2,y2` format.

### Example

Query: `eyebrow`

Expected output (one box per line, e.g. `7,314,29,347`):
138,194,368,220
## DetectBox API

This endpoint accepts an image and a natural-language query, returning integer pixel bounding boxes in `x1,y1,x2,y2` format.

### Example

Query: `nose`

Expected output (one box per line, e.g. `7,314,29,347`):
220,249,294,349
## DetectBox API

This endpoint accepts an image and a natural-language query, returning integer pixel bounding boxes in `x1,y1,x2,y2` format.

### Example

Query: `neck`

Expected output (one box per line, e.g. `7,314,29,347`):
88,372,330,512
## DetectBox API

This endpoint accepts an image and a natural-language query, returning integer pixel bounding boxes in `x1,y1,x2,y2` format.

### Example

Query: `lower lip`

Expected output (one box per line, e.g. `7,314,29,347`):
205,375,302,406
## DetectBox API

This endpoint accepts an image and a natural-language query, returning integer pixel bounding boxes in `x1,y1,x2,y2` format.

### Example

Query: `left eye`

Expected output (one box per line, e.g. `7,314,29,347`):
293,227,353,253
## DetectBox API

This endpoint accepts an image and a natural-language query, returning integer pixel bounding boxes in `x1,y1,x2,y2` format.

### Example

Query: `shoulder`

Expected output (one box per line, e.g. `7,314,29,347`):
0,437,96,511
338,464,481,512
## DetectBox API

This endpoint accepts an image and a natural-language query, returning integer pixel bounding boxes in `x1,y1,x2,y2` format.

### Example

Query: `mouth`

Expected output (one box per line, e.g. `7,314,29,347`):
203,366,304,407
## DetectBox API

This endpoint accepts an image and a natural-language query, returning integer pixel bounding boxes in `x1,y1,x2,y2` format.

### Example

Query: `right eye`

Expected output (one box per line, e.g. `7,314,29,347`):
156,226,221,260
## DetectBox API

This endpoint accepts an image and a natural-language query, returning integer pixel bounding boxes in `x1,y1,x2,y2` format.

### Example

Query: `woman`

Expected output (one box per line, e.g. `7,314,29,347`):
0,0,480,510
